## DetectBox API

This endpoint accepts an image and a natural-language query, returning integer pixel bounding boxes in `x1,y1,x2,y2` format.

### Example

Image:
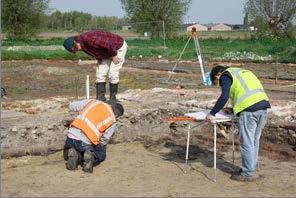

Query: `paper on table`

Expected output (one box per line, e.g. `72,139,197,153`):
184,110,233,122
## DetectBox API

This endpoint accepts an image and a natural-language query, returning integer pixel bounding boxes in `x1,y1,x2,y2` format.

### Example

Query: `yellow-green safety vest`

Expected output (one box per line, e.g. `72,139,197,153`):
223,68,269,115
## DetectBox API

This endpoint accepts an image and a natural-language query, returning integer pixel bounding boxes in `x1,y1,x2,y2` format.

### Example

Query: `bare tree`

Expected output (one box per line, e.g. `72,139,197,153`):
245,0,296,37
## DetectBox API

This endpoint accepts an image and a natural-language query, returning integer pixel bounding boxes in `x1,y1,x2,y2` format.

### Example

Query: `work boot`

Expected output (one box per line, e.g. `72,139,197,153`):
109,83,118,102
232,168,243,176
66,148,79,170
82,150,94,173
230,174,259,182
96,82,106,101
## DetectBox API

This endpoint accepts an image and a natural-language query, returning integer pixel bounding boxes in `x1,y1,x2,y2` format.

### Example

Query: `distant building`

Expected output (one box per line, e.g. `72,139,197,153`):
228,24,246,30
210,23,232,31
186,24,208,31
233,24,245,30
181,22,195,31
122,25,132,30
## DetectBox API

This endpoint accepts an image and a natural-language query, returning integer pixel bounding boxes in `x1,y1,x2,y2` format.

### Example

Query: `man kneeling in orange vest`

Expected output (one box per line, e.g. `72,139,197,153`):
63,99,124,173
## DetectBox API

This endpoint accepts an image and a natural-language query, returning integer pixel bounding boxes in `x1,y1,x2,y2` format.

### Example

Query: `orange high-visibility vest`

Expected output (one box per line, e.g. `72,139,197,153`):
71,100,116,145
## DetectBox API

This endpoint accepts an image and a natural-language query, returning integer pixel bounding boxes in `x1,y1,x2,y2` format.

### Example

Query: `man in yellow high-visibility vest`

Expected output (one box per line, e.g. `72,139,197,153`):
206,65,271,182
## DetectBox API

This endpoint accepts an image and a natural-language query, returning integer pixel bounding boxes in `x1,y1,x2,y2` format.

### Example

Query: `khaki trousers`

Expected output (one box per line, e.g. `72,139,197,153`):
96,40,128,84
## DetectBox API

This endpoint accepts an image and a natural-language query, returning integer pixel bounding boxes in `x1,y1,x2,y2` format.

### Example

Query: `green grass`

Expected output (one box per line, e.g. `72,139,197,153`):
2,50,90,60
2,37,296,63
2,38,64,46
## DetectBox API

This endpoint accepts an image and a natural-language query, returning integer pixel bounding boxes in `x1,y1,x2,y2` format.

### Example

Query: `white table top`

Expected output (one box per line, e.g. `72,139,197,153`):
184,110,234,123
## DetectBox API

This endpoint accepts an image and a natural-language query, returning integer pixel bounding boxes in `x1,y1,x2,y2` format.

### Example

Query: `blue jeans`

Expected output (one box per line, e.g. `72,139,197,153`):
238,109,267,177
63,137,106,166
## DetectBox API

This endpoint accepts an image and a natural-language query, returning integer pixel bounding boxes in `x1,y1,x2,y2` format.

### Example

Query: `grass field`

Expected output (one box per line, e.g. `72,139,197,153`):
2,34,296,63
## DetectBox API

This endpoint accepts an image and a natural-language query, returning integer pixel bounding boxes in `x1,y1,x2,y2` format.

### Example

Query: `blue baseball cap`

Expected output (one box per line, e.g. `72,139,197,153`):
63,37,75,52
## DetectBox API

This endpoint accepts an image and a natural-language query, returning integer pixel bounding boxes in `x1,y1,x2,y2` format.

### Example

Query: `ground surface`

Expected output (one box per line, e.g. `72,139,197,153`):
1,60,296,197
2,142,296,197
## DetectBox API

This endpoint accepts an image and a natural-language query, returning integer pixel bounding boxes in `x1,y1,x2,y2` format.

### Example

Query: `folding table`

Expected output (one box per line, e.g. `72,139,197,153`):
165,110,234,182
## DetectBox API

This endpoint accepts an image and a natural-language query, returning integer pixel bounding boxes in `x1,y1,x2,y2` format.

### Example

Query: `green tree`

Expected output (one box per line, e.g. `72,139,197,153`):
48,10,63,30
71,11,92,32
244,0,296,38
2,0,49,39
47,10,119,32
120,0,192,38
96,16,119,31
243,12,249,28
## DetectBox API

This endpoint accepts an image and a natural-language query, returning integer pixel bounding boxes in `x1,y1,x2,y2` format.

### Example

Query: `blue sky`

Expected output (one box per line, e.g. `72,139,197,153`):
49,0,246,24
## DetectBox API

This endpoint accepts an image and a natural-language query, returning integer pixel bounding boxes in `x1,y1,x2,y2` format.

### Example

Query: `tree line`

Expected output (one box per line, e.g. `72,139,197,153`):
1,0,295,39
44,10,121,32
1,0,191,39
1,0,123,39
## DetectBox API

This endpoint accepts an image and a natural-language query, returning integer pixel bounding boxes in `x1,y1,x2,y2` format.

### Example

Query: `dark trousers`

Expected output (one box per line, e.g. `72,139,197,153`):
63,137,106,166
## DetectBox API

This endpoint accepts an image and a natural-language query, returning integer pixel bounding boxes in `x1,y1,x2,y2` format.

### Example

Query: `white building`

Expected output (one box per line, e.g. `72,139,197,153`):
211,23,232,31
186,24,208,31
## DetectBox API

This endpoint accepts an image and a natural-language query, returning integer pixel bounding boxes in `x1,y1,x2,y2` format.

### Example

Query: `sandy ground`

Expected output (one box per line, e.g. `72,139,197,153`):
1,60,296,197
2,142,296,197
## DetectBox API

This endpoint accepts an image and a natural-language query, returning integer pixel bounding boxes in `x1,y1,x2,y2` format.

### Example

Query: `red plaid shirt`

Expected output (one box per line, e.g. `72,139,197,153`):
74,30,124,60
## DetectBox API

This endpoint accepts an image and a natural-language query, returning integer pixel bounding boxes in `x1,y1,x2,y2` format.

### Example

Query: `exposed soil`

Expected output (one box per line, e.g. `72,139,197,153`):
1,60,296,197
2,142,296,197
2,59,296,100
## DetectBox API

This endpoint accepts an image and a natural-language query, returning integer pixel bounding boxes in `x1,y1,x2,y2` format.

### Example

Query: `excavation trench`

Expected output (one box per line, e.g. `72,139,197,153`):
1,90,295,163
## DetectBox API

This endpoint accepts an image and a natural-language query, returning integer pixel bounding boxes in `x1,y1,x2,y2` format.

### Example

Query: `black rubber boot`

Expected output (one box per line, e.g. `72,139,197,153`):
109,83,118,102
96,82,106,101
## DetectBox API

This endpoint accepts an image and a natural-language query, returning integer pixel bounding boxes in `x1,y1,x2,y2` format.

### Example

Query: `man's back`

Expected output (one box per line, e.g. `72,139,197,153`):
75,30,124,60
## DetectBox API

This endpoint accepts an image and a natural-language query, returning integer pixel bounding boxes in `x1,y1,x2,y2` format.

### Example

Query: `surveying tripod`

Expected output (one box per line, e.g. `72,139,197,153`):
168,27,210,86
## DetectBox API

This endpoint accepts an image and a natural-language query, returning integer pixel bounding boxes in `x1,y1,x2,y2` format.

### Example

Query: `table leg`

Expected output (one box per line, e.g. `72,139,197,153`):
186,124,191,165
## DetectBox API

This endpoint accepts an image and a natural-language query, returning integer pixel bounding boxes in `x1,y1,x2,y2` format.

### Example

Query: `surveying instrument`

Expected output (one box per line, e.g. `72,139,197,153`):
167,27,211,86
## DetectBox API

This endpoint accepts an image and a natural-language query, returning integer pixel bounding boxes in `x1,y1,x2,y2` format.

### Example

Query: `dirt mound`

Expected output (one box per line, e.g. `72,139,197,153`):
1,88,295,160
2,97,69,114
